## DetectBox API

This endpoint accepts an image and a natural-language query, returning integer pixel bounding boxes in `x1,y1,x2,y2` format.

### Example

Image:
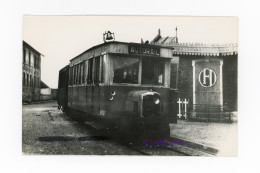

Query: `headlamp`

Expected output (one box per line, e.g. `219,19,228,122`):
154,97,160,104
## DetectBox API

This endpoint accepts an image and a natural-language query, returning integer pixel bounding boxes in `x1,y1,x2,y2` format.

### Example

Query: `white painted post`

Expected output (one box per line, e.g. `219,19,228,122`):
177,98,182,118
192,60,196,110
183,98,189,119
220,60,223,111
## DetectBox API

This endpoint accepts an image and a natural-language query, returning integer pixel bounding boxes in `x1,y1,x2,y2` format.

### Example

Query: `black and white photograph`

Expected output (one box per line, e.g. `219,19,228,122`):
3,0,260,172
22,16,238,156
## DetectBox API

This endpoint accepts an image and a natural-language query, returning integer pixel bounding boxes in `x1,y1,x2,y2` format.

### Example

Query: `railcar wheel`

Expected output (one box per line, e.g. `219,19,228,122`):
118,118,131,138
157,124,170,138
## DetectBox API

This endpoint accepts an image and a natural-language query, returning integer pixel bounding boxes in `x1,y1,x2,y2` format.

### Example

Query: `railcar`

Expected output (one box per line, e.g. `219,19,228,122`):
58,41,178,137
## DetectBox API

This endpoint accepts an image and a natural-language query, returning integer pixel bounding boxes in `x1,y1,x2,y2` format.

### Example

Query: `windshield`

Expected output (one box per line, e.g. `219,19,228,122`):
112,56,165,85
113,56,139,84
142,57,164,85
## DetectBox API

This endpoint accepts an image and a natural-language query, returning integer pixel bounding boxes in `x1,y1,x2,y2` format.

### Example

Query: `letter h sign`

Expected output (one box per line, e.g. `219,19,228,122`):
177,98,189,119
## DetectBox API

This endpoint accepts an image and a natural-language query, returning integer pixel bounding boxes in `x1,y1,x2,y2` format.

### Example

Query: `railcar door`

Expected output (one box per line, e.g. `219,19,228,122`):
92,56,102,116
86,58,94,115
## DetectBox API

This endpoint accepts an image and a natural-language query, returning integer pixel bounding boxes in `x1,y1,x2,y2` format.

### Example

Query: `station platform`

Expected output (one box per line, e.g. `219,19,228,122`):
169,119,237,156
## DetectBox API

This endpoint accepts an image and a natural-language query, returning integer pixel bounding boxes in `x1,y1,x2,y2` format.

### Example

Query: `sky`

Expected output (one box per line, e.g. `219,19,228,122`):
23,16,238,88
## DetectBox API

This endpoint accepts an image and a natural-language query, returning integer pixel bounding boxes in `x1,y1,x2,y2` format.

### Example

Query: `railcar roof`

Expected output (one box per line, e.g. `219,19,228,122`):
70,41,174,61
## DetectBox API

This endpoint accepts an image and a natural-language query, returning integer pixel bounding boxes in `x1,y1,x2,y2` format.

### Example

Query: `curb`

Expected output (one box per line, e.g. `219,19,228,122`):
169,135,219,155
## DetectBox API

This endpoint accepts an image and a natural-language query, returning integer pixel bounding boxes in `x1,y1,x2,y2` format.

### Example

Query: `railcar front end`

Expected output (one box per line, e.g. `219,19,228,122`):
58,42,178,137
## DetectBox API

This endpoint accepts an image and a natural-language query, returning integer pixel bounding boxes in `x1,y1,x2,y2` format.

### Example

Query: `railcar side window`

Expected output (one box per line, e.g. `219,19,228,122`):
88,58,93,84
74,65,76,85
72,66,75,85
82,61,86,84
68,67,72,85
84,60,88,84
94,56,103,84
78,63,81,84
77,64,80,85
142,57,164,85
112,57,139,84
75,64,78,85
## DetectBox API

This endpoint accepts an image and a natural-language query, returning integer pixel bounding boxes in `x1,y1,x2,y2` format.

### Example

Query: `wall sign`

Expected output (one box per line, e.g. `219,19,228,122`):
198,68,217,87
129,44,160,56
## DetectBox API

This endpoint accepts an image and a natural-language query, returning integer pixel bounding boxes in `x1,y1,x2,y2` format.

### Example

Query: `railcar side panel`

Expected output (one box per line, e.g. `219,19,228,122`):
57,65,69,109
68,86,73,108
86,85,93,115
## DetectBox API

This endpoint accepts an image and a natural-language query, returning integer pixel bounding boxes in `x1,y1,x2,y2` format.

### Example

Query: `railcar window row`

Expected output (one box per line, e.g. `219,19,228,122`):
68,54,171,87
69,56,104,86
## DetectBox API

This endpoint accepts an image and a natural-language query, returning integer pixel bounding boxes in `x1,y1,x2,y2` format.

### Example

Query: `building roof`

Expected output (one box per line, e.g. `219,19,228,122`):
150,29,238,56
41,81,49,88
150,29,178,45
23,41,44,56
172,42,238,56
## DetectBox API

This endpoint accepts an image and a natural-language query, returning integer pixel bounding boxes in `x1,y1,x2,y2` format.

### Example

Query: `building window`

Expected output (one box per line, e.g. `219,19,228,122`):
29,75,32,87
23,49,26,64
25,73,27,87
23,72,25,86
26,74,29,87
31,75,33,87
31,54,34,67
34,76,37,88
34,56,39,69
34,56,37,68
29,52,31,66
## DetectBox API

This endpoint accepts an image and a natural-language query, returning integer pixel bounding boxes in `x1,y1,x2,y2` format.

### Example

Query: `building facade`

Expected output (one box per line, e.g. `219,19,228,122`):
150,29,238,121
22,41,42,103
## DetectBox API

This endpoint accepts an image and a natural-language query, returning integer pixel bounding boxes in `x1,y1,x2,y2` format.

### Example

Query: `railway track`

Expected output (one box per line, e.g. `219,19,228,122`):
111,135,215,156
116,140,214,156
65,114,216,156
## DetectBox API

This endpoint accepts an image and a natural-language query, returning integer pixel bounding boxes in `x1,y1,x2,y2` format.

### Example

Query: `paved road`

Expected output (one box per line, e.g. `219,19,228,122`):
22,101,184,155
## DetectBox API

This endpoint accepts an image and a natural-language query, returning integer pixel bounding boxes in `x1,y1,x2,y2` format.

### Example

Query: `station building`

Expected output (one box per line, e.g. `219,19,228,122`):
150,29,238,121
22,41,43,103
